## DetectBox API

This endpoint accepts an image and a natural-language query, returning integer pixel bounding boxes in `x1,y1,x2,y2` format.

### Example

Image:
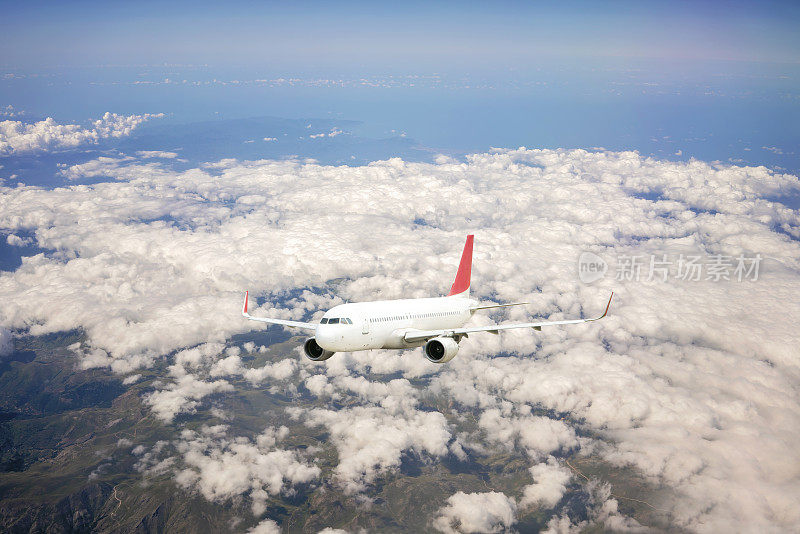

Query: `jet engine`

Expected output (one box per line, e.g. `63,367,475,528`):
304,338,335,361
424,337,459,363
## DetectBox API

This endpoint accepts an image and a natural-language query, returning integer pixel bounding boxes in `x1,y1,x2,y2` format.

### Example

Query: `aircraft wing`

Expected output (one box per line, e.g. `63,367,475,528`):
469,301,529,311
241,291,317,331
404,292,613,343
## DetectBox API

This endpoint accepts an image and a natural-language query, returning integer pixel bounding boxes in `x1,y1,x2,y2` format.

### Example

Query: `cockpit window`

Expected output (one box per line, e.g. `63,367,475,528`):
322,317,353,325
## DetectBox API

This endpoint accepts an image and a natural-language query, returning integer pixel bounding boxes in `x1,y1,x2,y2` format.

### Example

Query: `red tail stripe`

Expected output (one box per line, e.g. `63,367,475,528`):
448,235,473,296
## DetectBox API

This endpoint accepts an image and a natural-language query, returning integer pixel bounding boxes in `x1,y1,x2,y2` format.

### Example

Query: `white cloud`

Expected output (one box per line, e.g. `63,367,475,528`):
133,440,173,476
478,407,581,458
542,481,649,533
242,359,297,384
175,425,320,515
122,373,141,385
432,491,517,533
304,373,338,398
145,370,233,422
0,148,799,530
248,519,281,534
6,233,32,246
175,343,227,370
294,401,451,493
208,350,298,385
434,154,459,164
309,128,344,139
136,150,179,159
1,104,24,118
143,339,299,429
0,112,164,155
519,457,572,509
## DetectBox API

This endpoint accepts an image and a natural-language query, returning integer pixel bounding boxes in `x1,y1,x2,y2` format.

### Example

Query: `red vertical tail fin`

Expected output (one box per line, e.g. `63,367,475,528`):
448,235,473,297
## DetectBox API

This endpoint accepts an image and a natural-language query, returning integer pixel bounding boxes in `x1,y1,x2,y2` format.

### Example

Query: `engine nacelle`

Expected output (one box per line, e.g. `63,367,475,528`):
424,337,459,363
303,338,335,361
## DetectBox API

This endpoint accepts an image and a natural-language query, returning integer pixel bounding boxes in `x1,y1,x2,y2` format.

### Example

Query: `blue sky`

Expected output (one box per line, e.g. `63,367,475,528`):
1,1,799,174
2,0,798,69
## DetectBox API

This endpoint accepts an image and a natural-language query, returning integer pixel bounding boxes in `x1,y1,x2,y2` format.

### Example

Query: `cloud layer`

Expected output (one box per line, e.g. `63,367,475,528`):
0,112,164,155
1,148,799,531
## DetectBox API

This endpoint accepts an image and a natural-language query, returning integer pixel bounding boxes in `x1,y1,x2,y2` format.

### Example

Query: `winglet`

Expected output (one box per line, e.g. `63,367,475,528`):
595,291,613,320
448,235,473,297
242,291,249,317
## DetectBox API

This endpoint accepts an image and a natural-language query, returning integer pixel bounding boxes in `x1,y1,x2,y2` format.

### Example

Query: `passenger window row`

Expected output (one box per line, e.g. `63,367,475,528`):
368,311,460,323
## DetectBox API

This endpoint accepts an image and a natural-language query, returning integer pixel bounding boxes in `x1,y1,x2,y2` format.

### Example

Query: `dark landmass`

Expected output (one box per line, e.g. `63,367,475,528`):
0,331,675,533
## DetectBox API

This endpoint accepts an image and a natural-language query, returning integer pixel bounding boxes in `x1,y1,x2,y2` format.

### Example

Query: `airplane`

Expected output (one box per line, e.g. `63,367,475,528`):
242,235,612,363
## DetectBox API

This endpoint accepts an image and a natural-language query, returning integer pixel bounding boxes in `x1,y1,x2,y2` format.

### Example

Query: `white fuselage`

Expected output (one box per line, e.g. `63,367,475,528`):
315,296,478,352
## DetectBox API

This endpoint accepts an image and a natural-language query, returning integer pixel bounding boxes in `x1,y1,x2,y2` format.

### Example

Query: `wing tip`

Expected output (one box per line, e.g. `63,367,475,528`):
242,290,249,316
600,291,613,318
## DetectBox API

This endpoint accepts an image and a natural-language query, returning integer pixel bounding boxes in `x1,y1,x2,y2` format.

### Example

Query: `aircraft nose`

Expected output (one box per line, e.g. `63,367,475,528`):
315,326,335,348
